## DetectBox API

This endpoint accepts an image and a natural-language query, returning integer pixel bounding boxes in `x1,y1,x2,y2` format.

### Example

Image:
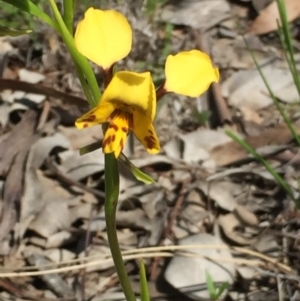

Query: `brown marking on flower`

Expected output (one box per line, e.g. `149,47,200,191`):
83,123,89,128
148,129,153,135
103,135,112,148
109,122,118,131
144,135,156,149
111,135,116,142
127,113,134,129
82,114,96,122
121,127,128,133
119,138,124,150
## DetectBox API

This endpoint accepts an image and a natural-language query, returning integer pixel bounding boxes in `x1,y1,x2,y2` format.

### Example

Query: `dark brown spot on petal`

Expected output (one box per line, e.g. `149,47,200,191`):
148,129,153,135
111,135,116,142
109,122,119,131
82,114,96,122
121,127,128,133
103,135,112,148
110,109,121,119
120,138,124,150
144,135,156,149
83,123,89,128
127,113,134,129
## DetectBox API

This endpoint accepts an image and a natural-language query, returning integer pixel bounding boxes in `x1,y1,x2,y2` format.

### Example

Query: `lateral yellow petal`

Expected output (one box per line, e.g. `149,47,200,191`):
102,71,156,121
102,111,130,158
74,8,132,69
164,50,219,97
133,112,160,154
75,101,115,129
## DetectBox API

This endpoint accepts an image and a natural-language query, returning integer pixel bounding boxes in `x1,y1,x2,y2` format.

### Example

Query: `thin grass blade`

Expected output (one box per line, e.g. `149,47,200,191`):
244,37,300,147
139,260,150,301
226,130,299,207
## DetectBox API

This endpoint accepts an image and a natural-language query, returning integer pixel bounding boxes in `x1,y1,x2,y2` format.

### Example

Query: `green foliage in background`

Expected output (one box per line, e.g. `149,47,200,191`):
0,0,45,29
206,271,229,301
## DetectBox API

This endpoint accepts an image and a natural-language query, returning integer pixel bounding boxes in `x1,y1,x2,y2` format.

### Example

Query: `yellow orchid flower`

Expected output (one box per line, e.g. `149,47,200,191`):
75,71,159,158
74,8,219,158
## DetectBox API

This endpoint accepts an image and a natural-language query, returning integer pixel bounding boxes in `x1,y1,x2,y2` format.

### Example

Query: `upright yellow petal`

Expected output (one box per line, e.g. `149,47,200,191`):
75,101,115,129
75,8,132,69
133,112,160,154
102,71,156,121
164,50,219,97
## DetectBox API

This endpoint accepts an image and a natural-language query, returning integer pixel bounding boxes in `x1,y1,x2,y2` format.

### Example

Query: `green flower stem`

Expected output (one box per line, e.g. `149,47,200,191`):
74,61,94,106
48,0,100,106
63,0,74,35
47,2,137,300
105,153,137,301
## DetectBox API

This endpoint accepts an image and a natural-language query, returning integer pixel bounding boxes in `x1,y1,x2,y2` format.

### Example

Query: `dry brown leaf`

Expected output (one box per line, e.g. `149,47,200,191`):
198,181,241,211
58,125,103,150
252,234,280,257
165,233,235,300
58,149,105,181
21,134,71,229
248,0,300,35
160,0,231,30
218,214,256,245
28,179,72,238
27,254,74,298
44,248,75,263
0,78,89,124
221,65,298,109
0,109,41,250
252,0,274,12
45,231,74,249
234,205,259,227
28,196,71,238
210,123,300,166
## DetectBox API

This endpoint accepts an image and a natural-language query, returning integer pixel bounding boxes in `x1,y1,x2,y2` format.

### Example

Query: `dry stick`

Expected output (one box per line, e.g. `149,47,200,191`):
80,204,94,301
37,101,51,131
192,29,232,125
164,180,191,237
0,244,292,276
45,157,105,200
0,247,292,278
0,79,87,107
150,179,191,281
0,277,75,301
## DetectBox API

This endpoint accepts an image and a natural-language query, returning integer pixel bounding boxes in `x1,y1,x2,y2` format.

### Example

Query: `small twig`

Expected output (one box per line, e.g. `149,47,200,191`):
80,203,95,301
0,247,293,278
277,274,285,301
45,157,105,201
37,101,51,131
164,180,190,238
150,179,190,280
192,29,232,125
